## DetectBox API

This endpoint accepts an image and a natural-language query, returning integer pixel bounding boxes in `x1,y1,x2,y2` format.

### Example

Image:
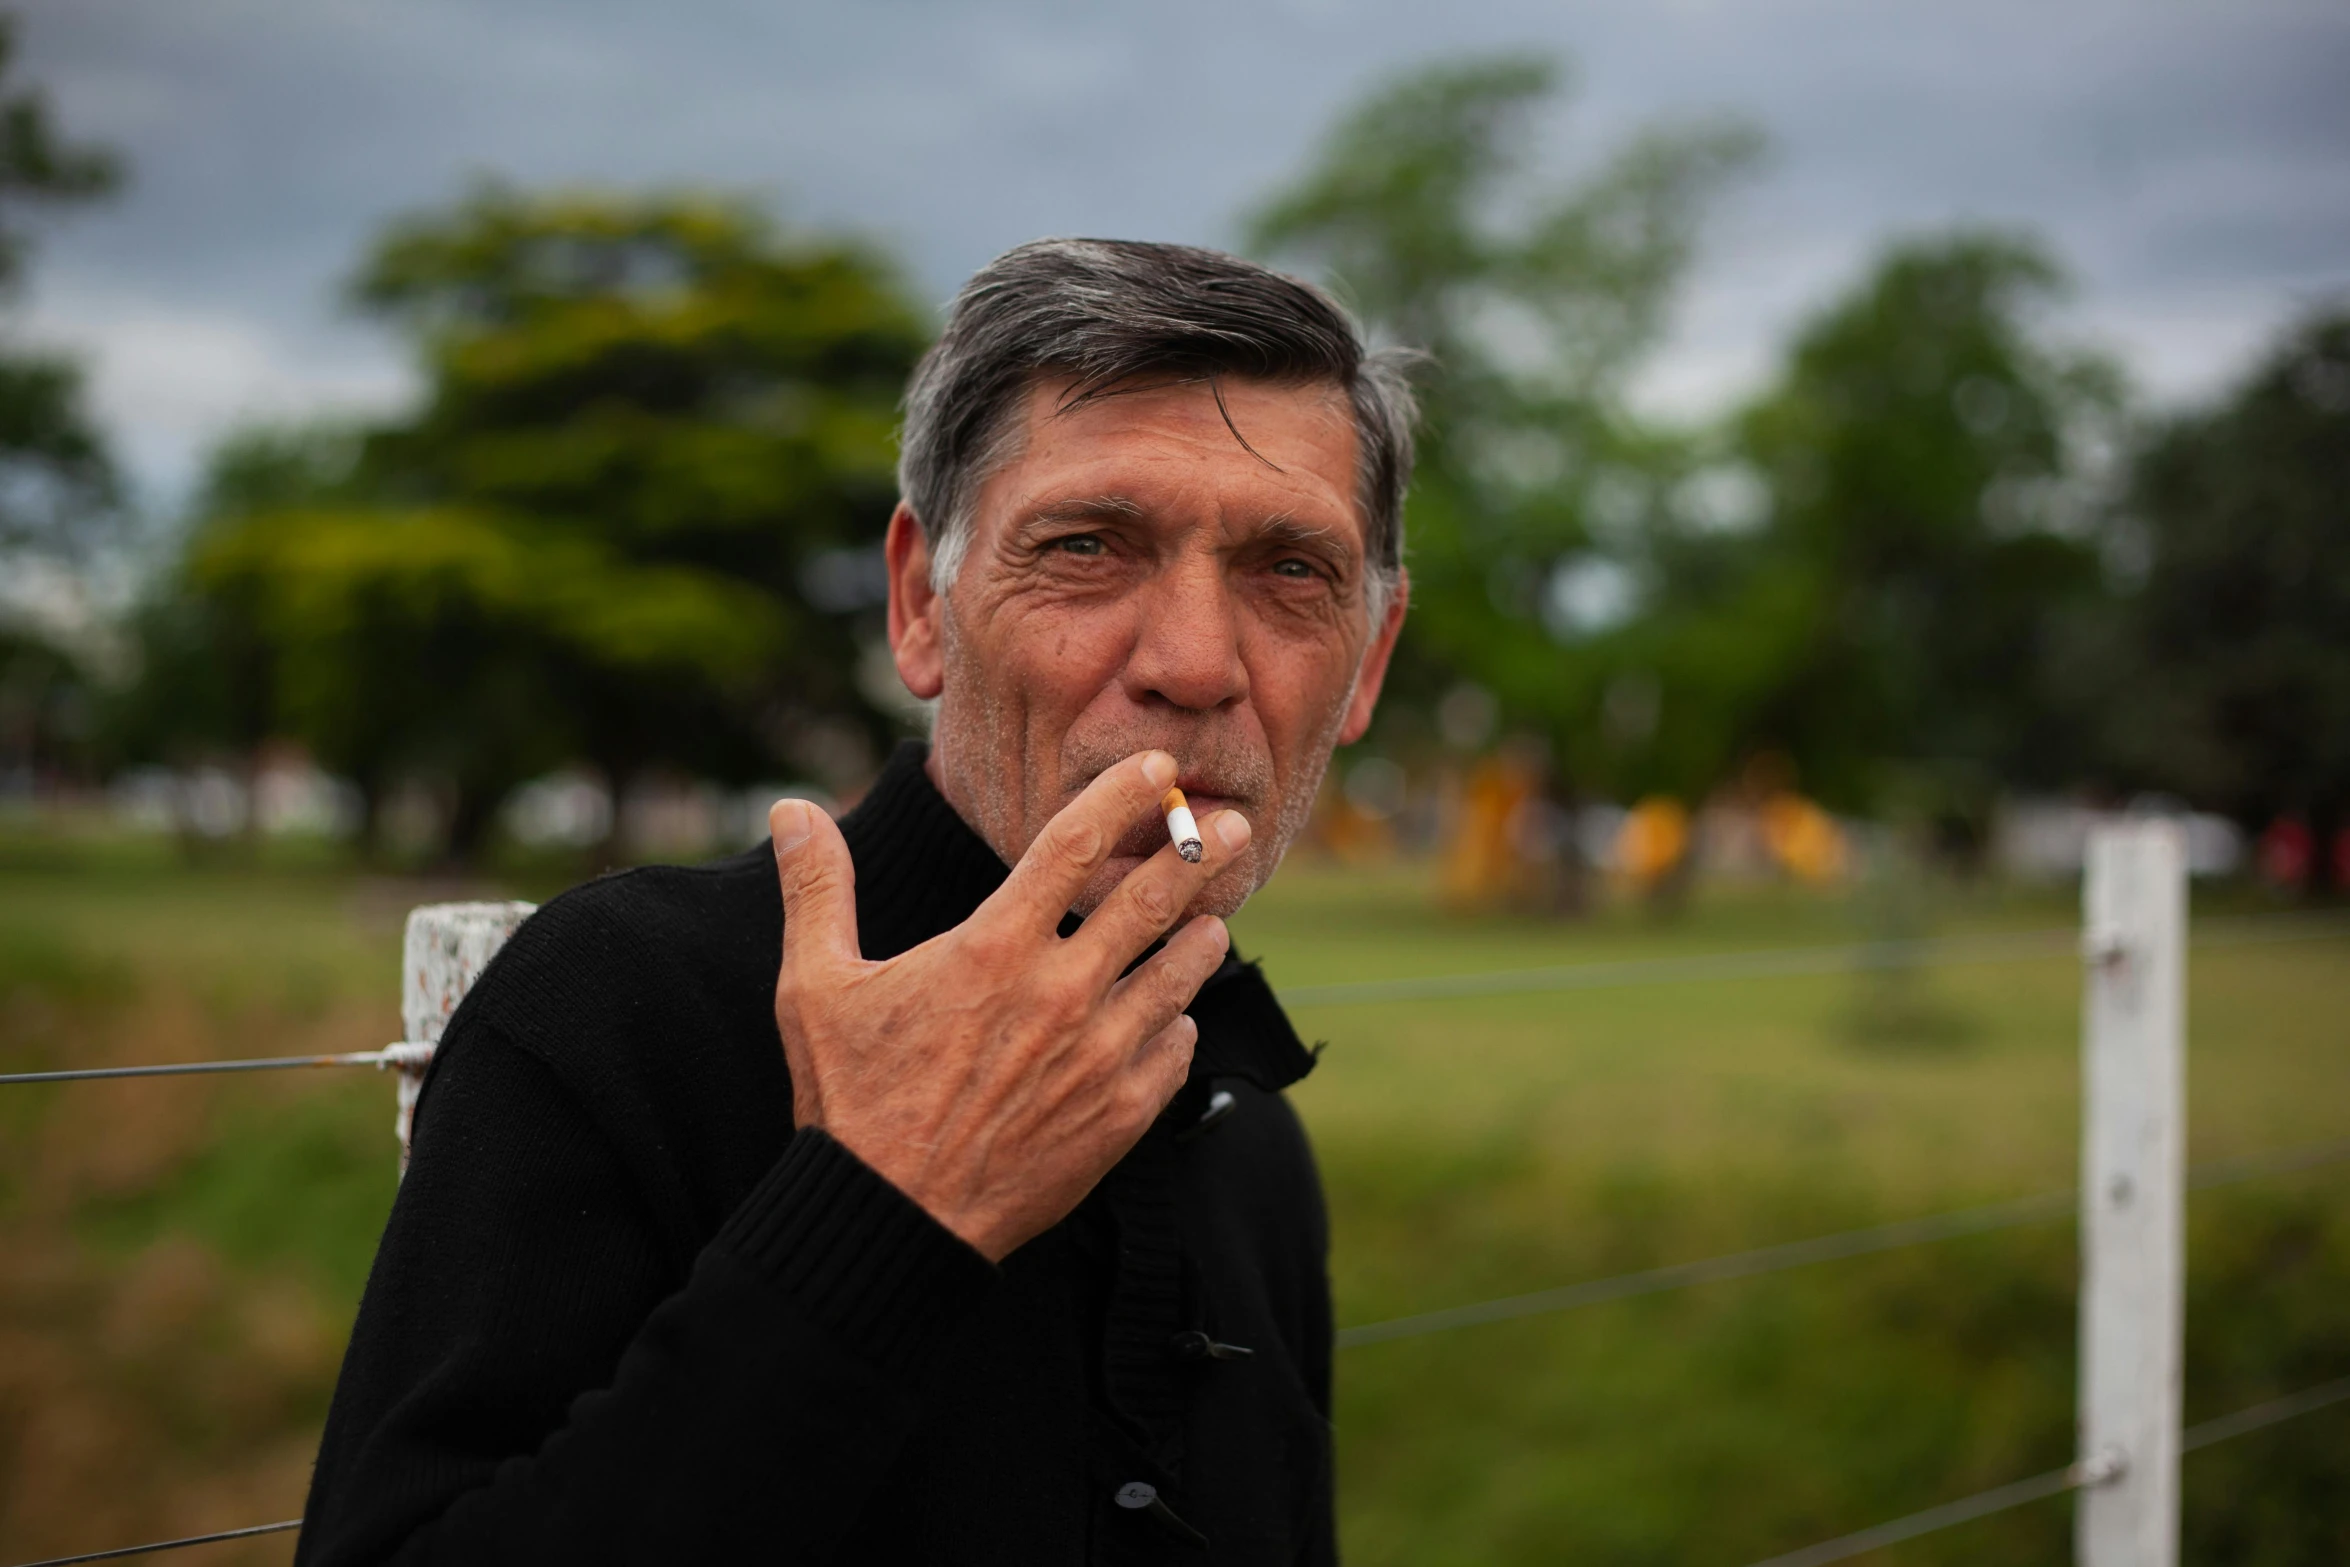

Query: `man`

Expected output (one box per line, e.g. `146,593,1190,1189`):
298,237,1416,1565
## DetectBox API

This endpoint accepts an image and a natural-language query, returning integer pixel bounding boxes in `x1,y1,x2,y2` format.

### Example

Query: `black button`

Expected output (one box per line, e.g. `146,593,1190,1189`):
1176,1087,1238,1144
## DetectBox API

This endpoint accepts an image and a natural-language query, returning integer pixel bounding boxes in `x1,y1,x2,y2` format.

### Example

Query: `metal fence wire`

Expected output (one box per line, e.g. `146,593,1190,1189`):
3,902,2344,1566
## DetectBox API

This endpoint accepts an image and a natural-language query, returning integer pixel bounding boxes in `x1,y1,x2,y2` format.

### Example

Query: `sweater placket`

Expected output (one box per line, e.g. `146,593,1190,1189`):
1090,1120,1210,1560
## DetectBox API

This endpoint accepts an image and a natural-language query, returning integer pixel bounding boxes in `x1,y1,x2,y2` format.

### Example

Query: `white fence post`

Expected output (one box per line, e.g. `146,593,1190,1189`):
395,901,536,1169
2076,822,2187,1567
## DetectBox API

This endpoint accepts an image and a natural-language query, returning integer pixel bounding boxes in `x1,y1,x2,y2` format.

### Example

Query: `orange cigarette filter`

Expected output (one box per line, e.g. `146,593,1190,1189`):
1161,787,1204,863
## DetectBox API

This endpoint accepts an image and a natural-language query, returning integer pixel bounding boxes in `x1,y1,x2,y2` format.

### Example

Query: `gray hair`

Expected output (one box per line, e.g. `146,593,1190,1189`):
896,237,1419,618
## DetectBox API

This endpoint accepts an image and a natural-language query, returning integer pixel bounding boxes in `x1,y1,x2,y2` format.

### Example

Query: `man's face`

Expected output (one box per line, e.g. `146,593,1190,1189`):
885,374,1408,917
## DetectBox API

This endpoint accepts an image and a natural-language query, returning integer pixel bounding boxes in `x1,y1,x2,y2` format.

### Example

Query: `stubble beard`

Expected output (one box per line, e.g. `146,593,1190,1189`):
926,603,1030,877
927,600,1363,920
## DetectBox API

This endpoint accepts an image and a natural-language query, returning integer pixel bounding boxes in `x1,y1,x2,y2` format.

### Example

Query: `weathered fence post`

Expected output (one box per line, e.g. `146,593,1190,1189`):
394,901,536,1169
2076,822,2186,1567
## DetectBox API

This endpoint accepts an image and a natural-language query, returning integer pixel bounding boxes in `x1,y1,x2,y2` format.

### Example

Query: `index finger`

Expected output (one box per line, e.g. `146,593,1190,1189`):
977,750,1178,935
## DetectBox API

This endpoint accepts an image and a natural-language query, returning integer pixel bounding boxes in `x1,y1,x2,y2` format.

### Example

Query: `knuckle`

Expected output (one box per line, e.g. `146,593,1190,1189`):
1151,1042,1192,1093
1162,1043,1196,1092
1158,1019,1197,1072
777,963,860,1038
1048,818,1105,873
1031,986,1074,1032
787,859,841,905
1117,1074,1164,1127
960,923,1014,968
1045,981,1093,1032
1151,952,1205,1005
1128,875,1177,928
772,987,811,1043
1181,924,1230,978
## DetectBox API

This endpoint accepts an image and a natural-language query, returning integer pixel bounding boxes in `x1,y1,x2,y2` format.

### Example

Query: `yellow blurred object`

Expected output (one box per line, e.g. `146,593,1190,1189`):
1760,791,1847,883
1615,796,1690,887
1310,791,1397,864
1440,754,1538,906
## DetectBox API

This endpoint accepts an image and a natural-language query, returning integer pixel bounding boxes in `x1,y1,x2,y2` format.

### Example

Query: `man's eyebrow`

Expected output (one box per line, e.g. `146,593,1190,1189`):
1255,513,1358,563
1024,494,1147,525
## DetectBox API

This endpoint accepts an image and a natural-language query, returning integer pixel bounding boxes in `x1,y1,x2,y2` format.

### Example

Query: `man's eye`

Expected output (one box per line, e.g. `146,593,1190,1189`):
1052,535,1106,557
1271,558,1320,579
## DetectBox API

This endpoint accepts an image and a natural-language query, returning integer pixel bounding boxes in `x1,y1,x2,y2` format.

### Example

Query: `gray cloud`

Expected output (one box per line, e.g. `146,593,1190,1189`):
17,0,2349,506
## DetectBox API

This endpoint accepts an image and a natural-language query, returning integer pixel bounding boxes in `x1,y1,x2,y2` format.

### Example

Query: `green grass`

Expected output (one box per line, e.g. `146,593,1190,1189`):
1230,862,2350,1565
74,1088,402,1310
1,837,2344,1562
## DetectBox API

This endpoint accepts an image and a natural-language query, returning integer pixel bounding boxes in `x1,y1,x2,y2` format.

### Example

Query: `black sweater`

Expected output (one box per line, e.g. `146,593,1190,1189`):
297,743,1334,1566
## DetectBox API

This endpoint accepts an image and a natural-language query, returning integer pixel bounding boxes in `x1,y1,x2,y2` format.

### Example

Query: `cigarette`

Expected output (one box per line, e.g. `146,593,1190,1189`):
1161,787,1204,863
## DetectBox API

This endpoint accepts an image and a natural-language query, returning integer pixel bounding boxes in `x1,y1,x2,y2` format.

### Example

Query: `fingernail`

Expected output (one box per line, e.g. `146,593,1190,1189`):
1213,810,1252,850
1141,751,1177,788
769,799,814,853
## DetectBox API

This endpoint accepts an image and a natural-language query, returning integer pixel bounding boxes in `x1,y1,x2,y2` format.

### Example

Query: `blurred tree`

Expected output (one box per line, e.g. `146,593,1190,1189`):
0,10,125,797
1721,231,2122,852
1245,55,1761,806
2094,306,2350,892
175,188,924,858
105,426,366,802
0,10,122,567
0,621,91,782
1252,71,2127,870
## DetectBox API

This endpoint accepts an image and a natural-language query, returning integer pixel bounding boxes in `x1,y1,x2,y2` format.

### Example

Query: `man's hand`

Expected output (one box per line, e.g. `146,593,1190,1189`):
767,750,1251,1262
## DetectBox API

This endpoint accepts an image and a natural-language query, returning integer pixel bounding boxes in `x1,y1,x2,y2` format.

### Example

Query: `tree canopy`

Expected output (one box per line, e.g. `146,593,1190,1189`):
164,187,926,855
65,48,2349,889
1249,59,2137,857
1247,55,1762,786
0,11,122,567
1722,232,2121,832
2094,306,2350,886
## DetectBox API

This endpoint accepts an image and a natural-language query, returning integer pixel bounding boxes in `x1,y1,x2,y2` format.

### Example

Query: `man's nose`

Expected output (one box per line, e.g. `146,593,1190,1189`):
1122,555,1248,714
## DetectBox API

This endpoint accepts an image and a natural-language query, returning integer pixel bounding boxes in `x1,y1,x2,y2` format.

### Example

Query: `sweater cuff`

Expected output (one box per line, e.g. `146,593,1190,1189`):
714,1128,997,1378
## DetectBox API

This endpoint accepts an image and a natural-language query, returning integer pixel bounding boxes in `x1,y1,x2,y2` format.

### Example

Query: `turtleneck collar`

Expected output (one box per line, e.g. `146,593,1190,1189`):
834,741,1317,1095
835,740,1012,963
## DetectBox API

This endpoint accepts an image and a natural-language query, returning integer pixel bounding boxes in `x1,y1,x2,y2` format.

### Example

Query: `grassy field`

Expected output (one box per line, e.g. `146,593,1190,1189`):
1240,867,2350,1565
1,833,2345,1563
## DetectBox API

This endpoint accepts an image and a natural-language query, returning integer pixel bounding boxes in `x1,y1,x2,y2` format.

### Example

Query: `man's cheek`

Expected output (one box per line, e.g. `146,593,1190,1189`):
1244,626,1359,720
1056,585,1150,647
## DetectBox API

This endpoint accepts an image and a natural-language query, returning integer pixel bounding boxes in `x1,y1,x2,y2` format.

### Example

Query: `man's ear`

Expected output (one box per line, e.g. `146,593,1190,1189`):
885,502,946,701
1336,568,1409,746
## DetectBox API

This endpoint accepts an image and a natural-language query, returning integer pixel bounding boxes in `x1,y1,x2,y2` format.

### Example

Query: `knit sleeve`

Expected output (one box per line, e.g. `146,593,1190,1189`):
296,1022,996,1566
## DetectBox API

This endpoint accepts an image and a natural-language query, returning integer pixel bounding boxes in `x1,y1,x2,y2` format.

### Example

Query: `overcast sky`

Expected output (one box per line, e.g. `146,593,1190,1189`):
19,0,2350,511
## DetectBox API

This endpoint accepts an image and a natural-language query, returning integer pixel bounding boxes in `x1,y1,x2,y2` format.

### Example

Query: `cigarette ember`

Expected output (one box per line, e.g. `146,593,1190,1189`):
1161,787,1204,863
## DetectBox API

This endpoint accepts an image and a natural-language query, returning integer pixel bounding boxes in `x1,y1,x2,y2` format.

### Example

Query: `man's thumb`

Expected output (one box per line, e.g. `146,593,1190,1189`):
770,799,860,969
